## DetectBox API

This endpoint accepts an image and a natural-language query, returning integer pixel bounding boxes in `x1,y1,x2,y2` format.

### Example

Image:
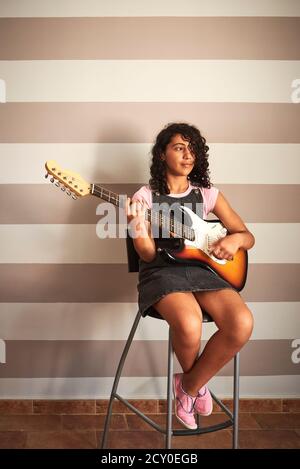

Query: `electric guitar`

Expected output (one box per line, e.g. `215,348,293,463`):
45,160,248,290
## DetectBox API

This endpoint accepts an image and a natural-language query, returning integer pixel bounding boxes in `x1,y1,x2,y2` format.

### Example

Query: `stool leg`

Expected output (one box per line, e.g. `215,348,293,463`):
101,311,142,449
233,351,240,449
166,327,173,449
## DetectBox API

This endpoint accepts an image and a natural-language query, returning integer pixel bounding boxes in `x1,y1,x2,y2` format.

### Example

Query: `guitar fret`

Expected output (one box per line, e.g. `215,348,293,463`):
93,185,120,207
159,212,163,235
170,215,174,234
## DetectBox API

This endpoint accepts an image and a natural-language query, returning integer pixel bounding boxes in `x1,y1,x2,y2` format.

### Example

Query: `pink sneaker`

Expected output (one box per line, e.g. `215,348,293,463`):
193,385,213,416
173,373,197,430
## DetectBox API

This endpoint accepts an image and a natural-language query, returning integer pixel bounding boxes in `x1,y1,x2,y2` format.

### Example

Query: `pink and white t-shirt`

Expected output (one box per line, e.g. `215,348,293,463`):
132,183,219,219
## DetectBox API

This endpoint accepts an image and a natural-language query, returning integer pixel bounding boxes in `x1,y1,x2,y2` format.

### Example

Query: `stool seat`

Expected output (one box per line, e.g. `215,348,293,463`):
203,311,213,322
147,305,213,322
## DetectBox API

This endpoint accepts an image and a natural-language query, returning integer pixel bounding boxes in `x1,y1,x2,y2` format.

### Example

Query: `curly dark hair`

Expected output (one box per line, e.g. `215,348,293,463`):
149,122,212,194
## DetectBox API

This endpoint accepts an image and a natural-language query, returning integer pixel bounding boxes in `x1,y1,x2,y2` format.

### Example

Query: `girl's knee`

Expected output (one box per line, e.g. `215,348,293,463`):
225,307,254,347
173,311,202,344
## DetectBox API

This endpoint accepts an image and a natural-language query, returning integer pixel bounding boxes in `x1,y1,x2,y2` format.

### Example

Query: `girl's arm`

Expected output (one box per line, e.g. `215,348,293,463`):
126,198,156,263
210,191,255,260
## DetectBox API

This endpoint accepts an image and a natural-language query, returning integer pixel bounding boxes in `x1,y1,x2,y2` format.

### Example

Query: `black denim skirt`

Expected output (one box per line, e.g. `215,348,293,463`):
138,261,237,320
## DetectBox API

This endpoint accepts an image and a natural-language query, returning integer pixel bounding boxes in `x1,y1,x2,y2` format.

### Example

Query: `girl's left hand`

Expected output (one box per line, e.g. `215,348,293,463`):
209,233,241,261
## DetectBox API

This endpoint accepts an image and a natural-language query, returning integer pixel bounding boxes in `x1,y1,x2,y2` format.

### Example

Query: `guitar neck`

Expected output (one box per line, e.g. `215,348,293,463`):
92,184,121,207
92,184,195,241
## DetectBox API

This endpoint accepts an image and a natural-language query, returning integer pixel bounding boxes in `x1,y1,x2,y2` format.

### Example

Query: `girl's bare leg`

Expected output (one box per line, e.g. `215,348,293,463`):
182,289,254,396
153,289,253,397
153,292,203,373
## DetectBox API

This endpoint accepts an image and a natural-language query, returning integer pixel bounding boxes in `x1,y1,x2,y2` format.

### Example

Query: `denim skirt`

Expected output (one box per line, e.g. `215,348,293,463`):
138,261,238,320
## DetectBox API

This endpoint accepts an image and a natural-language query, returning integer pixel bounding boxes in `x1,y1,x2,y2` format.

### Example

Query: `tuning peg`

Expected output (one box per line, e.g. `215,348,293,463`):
55,181,60,187
61,186,66,192
72,194,77,200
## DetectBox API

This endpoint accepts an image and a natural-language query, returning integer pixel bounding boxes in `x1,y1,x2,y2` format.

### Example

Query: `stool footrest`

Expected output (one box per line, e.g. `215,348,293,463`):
114,393,234,437
172,419,233,436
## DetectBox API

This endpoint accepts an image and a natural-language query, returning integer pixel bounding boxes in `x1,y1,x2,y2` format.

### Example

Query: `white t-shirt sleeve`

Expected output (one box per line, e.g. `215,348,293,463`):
201,186,219,217
131,185,152,208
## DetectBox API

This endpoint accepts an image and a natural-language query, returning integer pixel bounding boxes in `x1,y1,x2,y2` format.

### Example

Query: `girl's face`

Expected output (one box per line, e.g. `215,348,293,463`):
162,134,195,177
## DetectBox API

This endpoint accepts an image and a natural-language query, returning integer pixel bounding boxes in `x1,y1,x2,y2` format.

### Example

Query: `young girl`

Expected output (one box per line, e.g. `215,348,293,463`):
126,122,255,430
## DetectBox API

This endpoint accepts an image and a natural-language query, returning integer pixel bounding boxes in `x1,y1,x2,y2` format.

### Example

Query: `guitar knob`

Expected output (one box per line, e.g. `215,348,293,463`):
55,181,60,187
50,177,55,183
66,190,71,196
72,194,77,200
61,187,66,192
45,173,48,179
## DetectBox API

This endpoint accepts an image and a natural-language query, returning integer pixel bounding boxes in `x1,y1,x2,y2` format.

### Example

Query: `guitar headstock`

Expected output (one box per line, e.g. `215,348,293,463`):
45,160,91,199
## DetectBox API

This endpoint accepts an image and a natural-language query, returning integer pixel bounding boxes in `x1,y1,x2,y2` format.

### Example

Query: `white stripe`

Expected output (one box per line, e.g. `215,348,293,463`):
1,143,299,185
0,302,299,340
1,0,299,17
247,223,300,264
0,224,299,264
0,225,127,263
1,60,300,103
0,376,299,399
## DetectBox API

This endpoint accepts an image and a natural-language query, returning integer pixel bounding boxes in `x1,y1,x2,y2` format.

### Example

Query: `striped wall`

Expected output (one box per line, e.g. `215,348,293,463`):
0,0,299,399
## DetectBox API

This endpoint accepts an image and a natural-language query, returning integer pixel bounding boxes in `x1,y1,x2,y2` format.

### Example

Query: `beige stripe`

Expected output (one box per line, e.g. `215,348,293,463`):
1,143,299,184
0,224,299,264
1,375,299,399
0,302,299,341
0,340,297,377
1,0,299,18
0,184,299,224
2,60,300,103
0,18,299,60
0,264,299,302
1,103,300,143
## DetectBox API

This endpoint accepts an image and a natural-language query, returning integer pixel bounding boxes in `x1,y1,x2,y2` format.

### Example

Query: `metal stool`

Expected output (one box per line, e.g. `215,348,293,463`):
101,236,240,449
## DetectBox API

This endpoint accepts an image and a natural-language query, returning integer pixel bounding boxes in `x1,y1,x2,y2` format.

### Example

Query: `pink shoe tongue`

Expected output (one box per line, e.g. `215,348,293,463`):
198,386,206,397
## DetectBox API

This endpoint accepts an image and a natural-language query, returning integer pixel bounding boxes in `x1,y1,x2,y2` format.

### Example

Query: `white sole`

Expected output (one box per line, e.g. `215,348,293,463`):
195,410,212,417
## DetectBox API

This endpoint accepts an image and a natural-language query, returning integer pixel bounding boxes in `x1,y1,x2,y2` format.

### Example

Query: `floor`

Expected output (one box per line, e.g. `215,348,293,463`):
0,399,299,449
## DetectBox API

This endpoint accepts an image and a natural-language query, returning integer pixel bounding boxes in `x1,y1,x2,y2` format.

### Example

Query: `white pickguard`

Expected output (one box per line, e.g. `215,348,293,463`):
178,206,228,265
